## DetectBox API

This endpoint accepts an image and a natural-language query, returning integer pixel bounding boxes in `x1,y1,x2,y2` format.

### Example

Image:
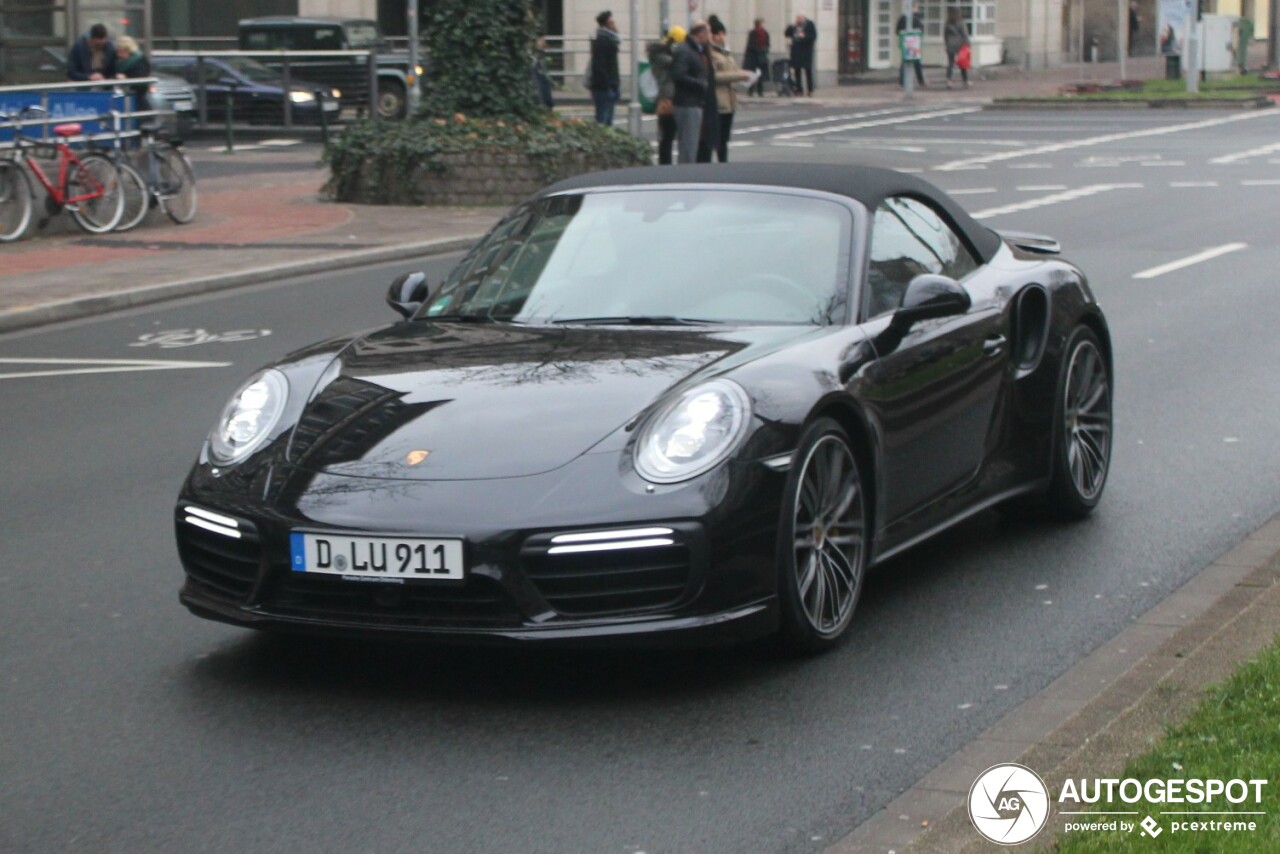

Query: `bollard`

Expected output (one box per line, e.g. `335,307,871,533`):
224,83,236,152
315,89,330,153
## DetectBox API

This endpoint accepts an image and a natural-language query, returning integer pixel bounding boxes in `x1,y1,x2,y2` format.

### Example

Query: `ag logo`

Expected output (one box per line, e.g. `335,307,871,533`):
968,763,1050,845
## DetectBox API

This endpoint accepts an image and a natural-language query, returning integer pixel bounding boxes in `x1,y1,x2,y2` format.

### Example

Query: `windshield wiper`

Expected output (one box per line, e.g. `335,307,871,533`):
548,315,721,326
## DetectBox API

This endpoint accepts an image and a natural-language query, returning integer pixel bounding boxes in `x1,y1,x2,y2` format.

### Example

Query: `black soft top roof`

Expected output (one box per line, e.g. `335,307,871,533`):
543,162,1001,263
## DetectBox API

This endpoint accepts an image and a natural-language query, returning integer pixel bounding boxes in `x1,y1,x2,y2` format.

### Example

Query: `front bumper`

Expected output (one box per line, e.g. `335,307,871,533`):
176,454,784,646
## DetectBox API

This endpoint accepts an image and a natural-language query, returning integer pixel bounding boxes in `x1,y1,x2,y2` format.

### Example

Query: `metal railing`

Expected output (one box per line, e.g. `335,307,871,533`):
0,78,159,149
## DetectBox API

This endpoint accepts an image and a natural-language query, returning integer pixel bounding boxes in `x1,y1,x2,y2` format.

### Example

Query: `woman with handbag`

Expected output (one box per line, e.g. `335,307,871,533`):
944,8,970,89
646,25,685,165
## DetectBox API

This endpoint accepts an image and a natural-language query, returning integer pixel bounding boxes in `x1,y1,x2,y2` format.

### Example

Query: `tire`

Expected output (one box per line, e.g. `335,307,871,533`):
777,417,869,652
376,80,406,119
1045,326,1113,519
113,160,149,232
156,147,198,224
67,153,125,234
0,160,34,242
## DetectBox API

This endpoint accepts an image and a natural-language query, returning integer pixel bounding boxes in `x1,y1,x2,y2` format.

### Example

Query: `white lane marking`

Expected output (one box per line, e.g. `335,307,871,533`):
1209,141,1280,164
941,164,987,171
770,141,815,148
1241,179,1280,186
934,111,1275,171
728,141,756,148
969,183,1142,220
1016,184,1068,191
1141,160,1185,166
1008,163,1054,169
1169,181,1219,188
896,167,924,173
0,357,231,381
774,107,982,139
1132,243,1247,279
947,187,998,195
734,107,914,136
258,139,304,147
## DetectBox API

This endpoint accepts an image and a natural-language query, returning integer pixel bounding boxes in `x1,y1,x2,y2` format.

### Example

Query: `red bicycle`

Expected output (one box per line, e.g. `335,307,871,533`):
0,106,125,241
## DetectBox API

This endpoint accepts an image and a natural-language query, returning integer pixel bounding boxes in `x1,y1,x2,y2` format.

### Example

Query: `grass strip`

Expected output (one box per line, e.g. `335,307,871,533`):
1054,634,1280,852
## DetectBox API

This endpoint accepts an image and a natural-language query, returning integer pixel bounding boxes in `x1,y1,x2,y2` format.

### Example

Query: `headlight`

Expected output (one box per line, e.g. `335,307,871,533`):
635,379,751,484
331,87,342,99
288,90,315,103
208,370,288,465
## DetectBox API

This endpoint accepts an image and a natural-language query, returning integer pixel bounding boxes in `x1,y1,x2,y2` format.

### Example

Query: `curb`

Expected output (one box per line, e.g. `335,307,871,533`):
987,96,1274,110
0,234,484,335
827,514,1280,853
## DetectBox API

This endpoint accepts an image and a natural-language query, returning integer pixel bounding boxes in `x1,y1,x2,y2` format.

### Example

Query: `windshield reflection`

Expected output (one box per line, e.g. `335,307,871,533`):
421,189,853,326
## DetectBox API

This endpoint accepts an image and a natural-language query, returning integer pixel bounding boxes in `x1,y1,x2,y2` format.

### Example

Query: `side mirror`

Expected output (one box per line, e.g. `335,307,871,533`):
893,274,970,328
386,271,432,318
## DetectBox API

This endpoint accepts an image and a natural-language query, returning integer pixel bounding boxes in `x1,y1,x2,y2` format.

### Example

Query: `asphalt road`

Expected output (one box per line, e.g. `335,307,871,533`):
3,106,1280,853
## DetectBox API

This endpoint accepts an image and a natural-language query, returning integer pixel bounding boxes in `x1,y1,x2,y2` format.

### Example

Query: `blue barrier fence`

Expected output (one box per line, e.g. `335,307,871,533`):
0,82,148,146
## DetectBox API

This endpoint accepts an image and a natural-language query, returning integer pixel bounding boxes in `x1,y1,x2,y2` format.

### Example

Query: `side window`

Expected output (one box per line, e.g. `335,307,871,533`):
865,197,977,319
311,28,343,49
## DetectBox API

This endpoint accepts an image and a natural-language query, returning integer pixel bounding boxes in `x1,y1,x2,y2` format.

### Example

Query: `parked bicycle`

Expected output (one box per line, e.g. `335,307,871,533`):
0,106,126,242
93,114,198,232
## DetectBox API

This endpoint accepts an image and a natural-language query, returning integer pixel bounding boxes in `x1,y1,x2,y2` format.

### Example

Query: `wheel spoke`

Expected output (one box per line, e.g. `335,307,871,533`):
796,551,819,600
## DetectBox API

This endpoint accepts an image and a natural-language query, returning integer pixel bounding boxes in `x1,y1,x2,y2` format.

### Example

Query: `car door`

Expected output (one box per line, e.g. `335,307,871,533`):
859,196,1007,537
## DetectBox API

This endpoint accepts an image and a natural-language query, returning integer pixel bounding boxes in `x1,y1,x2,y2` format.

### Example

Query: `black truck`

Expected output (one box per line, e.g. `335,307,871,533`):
238,16,423,119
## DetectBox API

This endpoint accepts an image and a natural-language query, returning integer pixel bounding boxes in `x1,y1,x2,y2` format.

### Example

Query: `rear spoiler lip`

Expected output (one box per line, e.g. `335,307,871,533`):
996,229,1061,255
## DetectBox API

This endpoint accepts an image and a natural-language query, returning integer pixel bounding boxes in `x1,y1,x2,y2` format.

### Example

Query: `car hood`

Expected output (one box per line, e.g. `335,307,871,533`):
283,321,810,481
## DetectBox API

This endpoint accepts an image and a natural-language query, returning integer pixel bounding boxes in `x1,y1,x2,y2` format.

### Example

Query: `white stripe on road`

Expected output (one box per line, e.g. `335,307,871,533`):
1140,160,1185,166
934,111,1275,171
1241,179,1280,186
1132,243,1247,280
968,183,1142,220
947,187,997,195
1209,140,1280,164
734,107,914,136
1016,184,1068,191
0,357,232,381
1170,181,1219,188
1008,163,1054,169
774,107,982,140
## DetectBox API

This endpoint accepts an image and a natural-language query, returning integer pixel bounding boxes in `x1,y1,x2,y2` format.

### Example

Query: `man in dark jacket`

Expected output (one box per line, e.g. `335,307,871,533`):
588,11,621,125
68,23,116,82
784,14,817,96
671,21,716,164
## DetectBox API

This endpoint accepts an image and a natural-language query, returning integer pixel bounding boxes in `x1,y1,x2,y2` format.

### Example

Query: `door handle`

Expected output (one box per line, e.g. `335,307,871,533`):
983,335,1007,356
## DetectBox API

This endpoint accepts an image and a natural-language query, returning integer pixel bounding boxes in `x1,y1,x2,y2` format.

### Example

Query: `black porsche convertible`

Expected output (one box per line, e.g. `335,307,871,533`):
175,163,1112,650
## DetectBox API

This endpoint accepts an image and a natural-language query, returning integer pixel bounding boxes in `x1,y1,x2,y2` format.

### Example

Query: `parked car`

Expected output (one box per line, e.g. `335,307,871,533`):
238,16,423,119
152,55,341,125
175,163,1113,651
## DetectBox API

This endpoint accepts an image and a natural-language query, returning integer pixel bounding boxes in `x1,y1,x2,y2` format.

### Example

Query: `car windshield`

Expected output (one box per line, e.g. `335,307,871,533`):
421,189,854,326
345,23,382,48
221,57,281,82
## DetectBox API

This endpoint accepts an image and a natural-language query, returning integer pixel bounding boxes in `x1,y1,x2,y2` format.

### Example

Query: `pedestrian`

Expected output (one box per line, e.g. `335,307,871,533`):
1128,2,1140,56
943,9,969,89
784,13,817,96
113,35,151,105
532,36,555,108
671,20,714,164
895,10,926,87
67,23,116,82
588,10,621,126
709,17,751,163
742,18,770,97
646,25,685,165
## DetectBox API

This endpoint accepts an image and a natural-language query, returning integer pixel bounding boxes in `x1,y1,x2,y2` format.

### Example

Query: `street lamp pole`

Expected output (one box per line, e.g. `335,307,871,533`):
628,0,641,136
407,0,421,114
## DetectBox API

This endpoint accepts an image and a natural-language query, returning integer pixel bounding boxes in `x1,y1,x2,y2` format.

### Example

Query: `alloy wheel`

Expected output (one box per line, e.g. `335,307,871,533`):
1063,338,1111,501
792,434,865,635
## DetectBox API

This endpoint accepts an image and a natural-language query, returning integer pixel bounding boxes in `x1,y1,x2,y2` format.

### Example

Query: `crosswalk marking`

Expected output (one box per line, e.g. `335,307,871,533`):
968,184,1142,220
0,357,232,381
1132,243,1247,279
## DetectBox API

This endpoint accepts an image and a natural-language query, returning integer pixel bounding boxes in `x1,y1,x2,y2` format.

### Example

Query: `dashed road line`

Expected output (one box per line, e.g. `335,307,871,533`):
1170,181,1219,188
1016,184,1068,191
734,107,915,136
1209,140,1280,164
1133,243,1247,279
968,183,1142,220
934,111,1276,171
1241,179,1280,186
947,187,998,195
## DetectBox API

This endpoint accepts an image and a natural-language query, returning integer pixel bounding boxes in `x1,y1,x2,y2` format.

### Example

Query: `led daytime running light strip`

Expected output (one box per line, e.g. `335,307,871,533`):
183,506,241,539
547,527,675,555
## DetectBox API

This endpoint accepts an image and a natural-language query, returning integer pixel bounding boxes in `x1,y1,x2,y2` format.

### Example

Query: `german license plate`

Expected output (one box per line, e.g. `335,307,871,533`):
290,532,464,581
